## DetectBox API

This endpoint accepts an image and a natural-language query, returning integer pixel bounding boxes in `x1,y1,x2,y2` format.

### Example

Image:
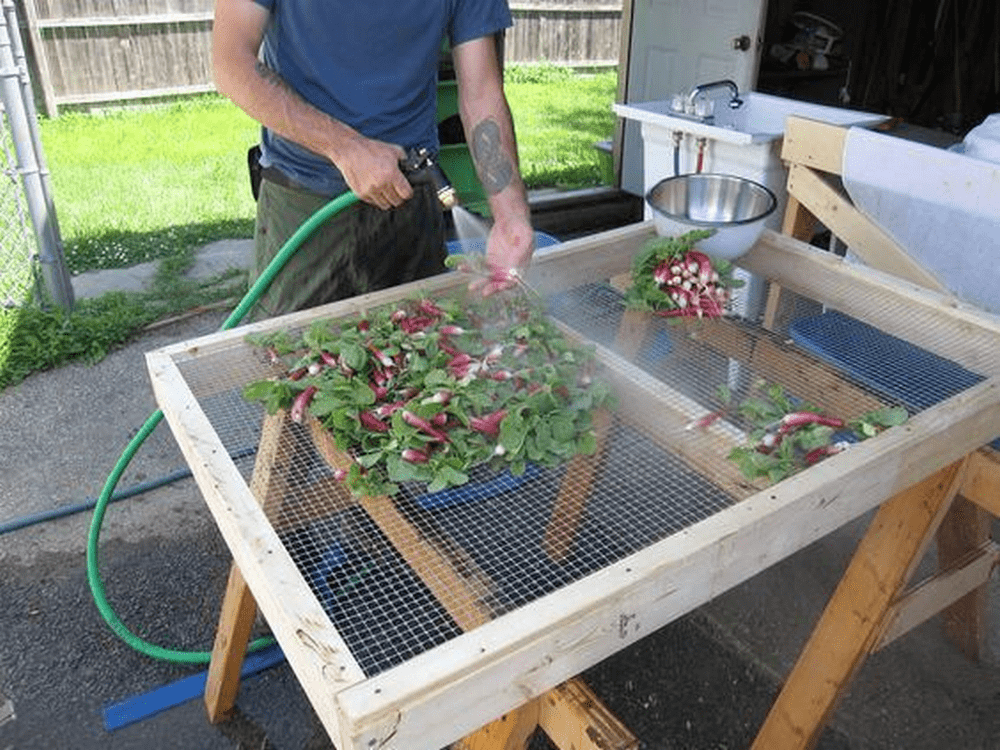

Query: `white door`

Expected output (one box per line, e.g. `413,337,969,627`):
619,0,768,194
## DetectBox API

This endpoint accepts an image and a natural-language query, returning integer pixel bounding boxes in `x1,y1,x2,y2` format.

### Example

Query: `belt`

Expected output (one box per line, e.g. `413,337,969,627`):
260,166,323,195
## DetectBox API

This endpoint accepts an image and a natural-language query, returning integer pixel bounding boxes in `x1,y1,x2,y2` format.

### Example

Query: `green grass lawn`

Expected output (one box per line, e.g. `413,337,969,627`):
42,67,617,274
0,66,618,388
43,96,261,273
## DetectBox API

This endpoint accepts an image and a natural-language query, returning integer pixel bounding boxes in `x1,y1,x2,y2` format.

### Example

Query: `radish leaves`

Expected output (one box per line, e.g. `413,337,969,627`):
243,293,614,497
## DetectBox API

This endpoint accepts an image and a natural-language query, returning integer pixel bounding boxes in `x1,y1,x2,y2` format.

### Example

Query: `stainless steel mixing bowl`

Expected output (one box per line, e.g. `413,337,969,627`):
646,173,777,259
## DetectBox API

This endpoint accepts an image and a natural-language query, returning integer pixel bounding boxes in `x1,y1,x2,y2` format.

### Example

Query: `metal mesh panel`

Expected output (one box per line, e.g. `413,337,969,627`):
0,104,36,309
172,275,991,678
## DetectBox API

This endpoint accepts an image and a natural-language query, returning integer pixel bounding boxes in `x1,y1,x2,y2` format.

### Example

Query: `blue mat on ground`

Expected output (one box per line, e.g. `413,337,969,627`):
102,643,285,732
789,310,1000,448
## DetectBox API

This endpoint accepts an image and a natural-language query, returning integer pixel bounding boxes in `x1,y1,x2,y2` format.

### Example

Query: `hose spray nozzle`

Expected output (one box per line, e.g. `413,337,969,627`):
400,147,459,211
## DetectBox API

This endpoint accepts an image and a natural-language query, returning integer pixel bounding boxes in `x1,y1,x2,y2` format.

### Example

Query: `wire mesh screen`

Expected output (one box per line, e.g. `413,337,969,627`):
170,271,992,678
0,104,36,309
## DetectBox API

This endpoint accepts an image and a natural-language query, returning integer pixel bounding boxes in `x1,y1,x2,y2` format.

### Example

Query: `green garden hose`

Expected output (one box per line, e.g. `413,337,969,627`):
87,190,360,664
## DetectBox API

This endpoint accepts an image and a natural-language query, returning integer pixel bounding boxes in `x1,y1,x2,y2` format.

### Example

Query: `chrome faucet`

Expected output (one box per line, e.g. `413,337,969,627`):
686,79,743,113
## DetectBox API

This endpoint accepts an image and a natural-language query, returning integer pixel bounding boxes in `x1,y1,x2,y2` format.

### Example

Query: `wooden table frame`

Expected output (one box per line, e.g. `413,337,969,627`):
749,116,1000,748
146,222,1000,750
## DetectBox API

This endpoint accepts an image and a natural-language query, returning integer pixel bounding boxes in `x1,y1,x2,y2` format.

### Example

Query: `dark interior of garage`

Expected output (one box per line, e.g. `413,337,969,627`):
759,0,999,138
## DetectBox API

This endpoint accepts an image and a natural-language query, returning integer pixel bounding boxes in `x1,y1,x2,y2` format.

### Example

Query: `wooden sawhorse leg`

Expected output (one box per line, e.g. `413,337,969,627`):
204,407,298,722
456,678,637,750
750,458,969,749
205,411,636,750
205,563,257,722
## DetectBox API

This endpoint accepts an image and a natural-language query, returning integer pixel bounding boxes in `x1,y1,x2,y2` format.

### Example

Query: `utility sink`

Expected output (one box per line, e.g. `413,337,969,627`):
614,91,883,146
615,90,885,319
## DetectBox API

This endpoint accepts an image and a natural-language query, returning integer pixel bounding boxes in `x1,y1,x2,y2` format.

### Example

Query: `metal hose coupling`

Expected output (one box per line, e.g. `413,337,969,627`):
400,147,459,211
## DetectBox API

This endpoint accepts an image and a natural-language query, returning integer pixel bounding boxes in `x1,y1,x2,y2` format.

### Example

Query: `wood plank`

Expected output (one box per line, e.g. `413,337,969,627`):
509,3,622,12
740,230,1000,376
307,418,495,632
785,163,945,291
780,117,849,176
453,701,541,750
613,0,635,188
612,308,652,360
54,82,217,106
205,564,258,722
556,321,758,497
763,194,819,333
538,678,639,750
19,0,59,117
750,459,967,750
146,349,366,747
35,12,214,28
250,411,295,521
205,410,296,721
780,193,819,240
935,497,993,661
961,448,1000,516
876,540,1000,651
543,408,614,563
676,317,886,418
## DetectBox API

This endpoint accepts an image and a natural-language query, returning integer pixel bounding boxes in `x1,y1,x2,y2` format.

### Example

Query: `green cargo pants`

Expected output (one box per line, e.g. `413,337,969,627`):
249,176,447,320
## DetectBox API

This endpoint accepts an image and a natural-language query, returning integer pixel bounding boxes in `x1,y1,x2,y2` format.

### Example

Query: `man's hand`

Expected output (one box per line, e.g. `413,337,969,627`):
478,214,535,296
336,136,413,211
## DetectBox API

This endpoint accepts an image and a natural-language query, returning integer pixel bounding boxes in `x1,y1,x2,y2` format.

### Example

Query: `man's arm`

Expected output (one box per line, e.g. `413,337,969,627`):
211,0,412,209
452,35,534,283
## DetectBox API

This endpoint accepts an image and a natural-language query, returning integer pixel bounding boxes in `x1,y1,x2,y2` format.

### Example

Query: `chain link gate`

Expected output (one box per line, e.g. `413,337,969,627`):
0,0,73,311
0,100,38,309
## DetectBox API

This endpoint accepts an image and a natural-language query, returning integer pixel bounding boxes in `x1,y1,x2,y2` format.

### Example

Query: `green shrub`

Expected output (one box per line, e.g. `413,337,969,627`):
504,62,576,84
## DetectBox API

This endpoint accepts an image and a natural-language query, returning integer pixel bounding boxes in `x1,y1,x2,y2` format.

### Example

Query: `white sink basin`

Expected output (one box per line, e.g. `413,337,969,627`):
614,91,884,145
615,91,886,320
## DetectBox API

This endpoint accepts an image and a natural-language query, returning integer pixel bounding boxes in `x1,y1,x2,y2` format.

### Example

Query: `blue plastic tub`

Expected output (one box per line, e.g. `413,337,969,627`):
446,230,561,257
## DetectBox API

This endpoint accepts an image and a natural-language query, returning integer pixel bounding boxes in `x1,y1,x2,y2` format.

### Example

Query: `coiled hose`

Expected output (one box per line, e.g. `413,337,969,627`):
87,190,360,664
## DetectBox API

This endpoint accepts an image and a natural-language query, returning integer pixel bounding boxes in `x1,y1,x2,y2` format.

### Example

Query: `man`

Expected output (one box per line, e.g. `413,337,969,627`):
212,0,535,317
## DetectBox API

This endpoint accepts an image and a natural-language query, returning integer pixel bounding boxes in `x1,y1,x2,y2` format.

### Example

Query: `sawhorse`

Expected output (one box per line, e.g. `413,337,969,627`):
202,408,636,750
750,116,1000,748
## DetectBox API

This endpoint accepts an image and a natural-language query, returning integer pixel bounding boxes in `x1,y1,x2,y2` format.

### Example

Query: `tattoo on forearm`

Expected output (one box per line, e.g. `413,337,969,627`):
471,119,513,195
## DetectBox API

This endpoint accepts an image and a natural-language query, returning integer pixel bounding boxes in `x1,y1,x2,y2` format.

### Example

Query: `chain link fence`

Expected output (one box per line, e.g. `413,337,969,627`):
0,102,37,309
1,1,73,311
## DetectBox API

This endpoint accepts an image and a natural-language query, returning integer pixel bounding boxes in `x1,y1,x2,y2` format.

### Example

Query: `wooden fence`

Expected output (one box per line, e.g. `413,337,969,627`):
16,0,623,117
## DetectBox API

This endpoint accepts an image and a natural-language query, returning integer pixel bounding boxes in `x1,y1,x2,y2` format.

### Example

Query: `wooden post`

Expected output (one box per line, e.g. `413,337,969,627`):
453,701,542,750
205,411,293,722
750,459,967,750
204,565,258,722
935,496,993,661
18,0,58,117
538,679,639,750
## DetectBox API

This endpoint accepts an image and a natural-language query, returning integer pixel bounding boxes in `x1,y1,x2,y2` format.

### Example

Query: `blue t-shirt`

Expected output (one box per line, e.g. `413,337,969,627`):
252,0,512,196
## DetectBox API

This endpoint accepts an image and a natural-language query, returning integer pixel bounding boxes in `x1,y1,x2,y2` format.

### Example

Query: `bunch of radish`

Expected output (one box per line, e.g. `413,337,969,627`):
713,381,908,485
625,229,743,319
243,293,613,498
